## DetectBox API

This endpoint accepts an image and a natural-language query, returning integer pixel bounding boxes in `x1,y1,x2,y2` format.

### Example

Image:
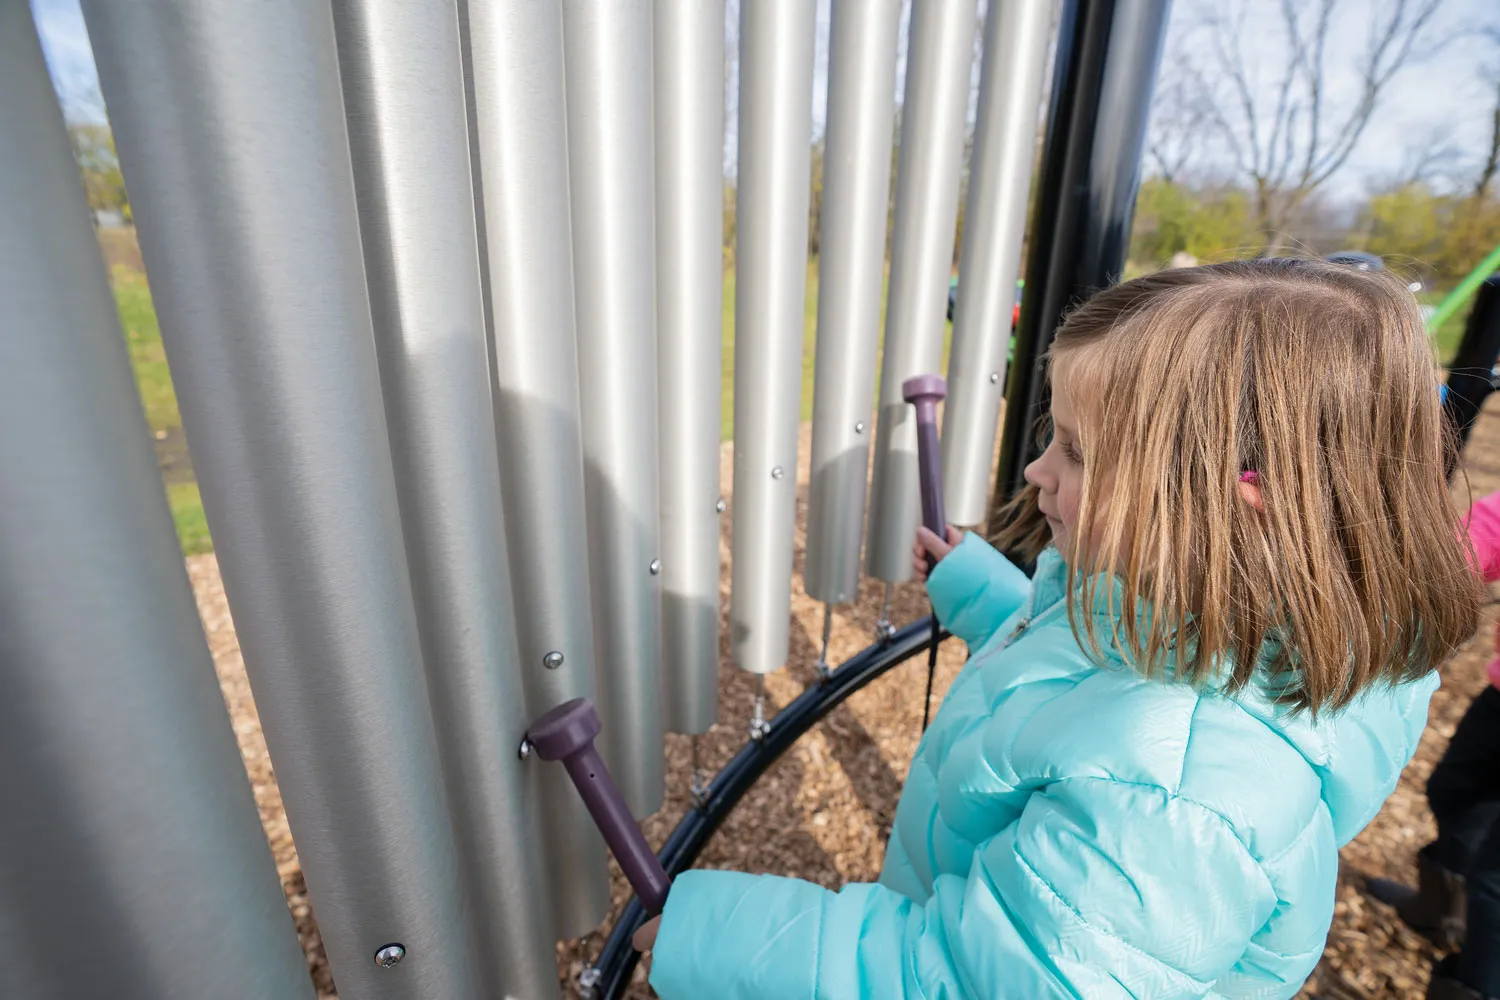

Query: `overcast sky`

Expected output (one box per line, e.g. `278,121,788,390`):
31,0,1500,202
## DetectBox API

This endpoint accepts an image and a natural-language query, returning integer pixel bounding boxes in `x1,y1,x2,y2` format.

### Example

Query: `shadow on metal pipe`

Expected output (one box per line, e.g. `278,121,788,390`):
582,618,947,998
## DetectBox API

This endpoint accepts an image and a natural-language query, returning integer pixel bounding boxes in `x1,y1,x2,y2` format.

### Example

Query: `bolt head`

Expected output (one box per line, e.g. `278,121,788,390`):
518,738,533,761
990,372,1000,384
543,651,564,670
715,497,726,513
374,944,405,968
649,558,661,575
854,421,865,434
771,466,784,480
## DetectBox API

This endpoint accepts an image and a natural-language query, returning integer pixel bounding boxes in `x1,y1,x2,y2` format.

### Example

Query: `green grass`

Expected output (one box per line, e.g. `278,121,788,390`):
113,267,180,433
168,481,213,555
111,266,210,556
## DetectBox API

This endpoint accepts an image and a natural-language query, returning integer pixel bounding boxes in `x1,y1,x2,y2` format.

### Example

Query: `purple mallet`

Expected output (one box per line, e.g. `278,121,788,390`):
526,698,671,915
903,373,948,733
902,374,948,560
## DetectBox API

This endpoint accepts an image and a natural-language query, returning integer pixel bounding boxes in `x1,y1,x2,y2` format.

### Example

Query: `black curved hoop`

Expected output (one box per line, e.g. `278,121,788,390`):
586,617,949,998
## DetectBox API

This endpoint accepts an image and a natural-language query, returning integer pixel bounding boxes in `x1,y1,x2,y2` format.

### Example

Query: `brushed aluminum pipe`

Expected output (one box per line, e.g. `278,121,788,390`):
461,0,612,937
865,0,980,581
729,0,818,674
82,1,483,993
943,0,1056,528
803,0,903,606
331,1,559,993
655,0,727,734
0,9,311,996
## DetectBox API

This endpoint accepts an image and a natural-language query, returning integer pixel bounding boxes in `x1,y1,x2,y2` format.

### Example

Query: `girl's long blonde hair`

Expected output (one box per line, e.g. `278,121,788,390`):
993,258,1482,713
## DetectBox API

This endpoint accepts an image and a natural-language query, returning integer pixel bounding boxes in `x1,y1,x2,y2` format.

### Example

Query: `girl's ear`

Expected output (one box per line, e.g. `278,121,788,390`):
1237,478,1264,512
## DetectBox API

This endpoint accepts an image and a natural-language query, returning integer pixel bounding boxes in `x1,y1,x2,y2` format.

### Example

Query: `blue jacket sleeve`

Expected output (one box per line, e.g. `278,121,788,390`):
925,532,1031,650
648,777,1281,1000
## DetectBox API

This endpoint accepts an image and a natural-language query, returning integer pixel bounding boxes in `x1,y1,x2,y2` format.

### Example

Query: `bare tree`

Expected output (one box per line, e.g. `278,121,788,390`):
1473,25,1500,200
1181,0,1448,251
1377,122,1468,192
1145,63,1220,184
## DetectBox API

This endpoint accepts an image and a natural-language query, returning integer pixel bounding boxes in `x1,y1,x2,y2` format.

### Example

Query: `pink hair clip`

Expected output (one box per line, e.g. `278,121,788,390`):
1239,471,1260,485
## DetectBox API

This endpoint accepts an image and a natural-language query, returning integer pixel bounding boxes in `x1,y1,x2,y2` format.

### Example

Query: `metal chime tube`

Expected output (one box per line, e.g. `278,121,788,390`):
729,0,818,674
943,0,1056,528
657,0,726,734
865,0,980,582
330,1,557,995
460,0,611,936
81,1,482,994
993,0,1171,509
804,0,903,607
654,0,725,736
0,10,311,997
562,0,666,818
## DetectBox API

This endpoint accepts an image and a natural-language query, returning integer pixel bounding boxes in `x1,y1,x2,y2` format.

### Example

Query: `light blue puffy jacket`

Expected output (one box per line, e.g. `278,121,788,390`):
649,534,1438,999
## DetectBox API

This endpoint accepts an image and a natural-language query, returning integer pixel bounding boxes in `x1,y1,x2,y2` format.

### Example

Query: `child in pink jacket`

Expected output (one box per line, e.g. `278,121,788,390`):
1464,490,1500,689
1370,490,1500,999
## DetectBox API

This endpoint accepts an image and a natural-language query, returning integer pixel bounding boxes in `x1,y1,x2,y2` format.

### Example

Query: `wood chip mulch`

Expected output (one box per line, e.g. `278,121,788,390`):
191,406,1500,1000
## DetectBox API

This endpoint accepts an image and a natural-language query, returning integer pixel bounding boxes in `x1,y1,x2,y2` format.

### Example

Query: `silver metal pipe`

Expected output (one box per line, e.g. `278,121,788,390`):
943,0,1055,527
461,0,611,937
875,581,897,641
80,1,482,994
814,602,835,678
330,1,558,994
654,0,725,736
562,0,665,818
729,0,817,674
864,0,979,581
0,10,311,997
803,0,903,606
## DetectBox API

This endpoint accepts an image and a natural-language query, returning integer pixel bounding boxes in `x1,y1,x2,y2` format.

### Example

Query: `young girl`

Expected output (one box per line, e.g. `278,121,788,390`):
637,258,1482,998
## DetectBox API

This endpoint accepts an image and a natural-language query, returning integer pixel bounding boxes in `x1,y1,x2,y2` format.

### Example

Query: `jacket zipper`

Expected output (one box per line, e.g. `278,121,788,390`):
998,592,1070,652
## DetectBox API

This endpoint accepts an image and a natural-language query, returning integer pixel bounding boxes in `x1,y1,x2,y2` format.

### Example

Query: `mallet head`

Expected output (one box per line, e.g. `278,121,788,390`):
902,373,947,406
526,698,602,761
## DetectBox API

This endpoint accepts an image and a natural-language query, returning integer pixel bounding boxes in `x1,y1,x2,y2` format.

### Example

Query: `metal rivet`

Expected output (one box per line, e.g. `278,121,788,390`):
771,466,784,480
518,738,533,761
854,421,865,434
543,651,564,670
649,558,661,575
715,497,726,513
374,944,405,969
989,372,1000,384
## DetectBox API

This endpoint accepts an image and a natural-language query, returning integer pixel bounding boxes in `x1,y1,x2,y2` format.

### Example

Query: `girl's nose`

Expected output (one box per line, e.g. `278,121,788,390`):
1023,454,1053,493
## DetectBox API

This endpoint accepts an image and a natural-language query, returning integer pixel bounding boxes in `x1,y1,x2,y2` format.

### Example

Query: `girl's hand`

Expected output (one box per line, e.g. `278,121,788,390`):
911,525,963,582
633,915,660,953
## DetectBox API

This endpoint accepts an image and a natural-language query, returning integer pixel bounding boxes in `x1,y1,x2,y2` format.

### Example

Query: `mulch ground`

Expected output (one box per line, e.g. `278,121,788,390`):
189,405,1500,1000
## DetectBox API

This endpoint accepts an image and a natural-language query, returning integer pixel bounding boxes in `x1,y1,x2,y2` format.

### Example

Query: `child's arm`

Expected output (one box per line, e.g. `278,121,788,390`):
648,776,1276,999
923,531,1031,650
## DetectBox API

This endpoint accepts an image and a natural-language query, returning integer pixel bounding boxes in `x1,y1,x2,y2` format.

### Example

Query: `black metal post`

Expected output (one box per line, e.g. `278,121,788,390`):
991,0,1172,514
1444,276,1500,478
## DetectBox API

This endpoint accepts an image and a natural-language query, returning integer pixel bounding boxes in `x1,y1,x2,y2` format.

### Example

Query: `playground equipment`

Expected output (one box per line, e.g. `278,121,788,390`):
1,1,1170,998
1443,277,1500,474
903,374,949,731
525,700,672,915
